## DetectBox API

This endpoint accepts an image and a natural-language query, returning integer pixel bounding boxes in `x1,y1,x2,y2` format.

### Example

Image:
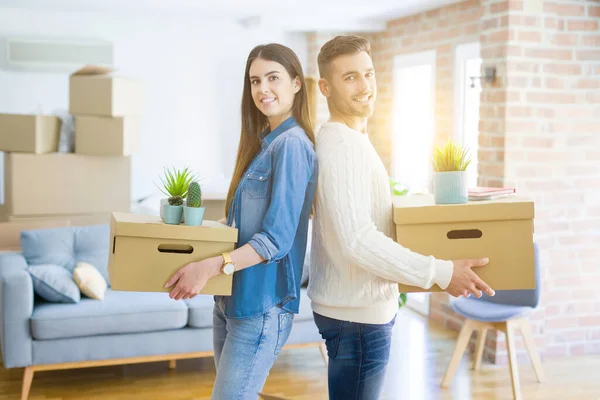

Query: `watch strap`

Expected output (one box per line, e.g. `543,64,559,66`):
221,252,233,266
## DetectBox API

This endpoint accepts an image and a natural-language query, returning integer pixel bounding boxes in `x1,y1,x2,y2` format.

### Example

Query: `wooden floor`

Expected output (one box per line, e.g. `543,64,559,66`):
1,308,599,400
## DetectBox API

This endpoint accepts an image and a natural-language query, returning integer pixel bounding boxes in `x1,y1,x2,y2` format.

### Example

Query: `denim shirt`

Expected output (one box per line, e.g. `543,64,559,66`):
220,116,318,319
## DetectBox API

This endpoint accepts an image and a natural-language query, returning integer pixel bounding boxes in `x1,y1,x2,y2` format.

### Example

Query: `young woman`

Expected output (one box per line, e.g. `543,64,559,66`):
164,43,318,399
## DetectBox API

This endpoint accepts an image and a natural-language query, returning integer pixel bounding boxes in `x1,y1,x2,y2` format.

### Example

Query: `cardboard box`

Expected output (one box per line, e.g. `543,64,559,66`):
393,194,535,292
75,115,139,156
0,113,61,153
108,212,237,295
69,65,142,117
202,199,225,221
0,213,111,252
0,153,130,220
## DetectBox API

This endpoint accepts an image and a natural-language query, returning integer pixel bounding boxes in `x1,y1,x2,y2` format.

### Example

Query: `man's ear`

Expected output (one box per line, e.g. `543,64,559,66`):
292,76,301,94
318,78,330,97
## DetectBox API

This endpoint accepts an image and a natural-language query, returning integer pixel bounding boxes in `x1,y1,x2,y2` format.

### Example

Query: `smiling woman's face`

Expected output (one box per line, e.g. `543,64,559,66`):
249,58,300,122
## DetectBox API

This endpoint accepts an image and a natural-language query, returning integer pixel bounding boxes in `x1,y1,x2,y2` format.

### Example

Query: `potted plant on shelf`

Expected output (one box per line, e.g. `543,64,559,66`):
431,139,472,204
183,181,205,226
156,166,196,224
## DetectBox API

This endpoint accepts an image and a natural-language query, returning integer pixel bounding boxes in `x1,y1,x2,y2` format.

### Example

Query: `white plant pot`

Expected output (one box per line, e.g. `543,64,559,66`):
160,198,186,222
433,171,468,204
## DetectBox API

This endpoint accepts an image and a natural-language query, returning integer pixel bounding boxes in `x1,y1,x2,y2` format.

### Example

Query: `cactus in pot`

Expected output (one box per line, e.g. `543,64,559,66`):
168,195,184,206
183,181,205,226
186,182,202,207
156,166,196,224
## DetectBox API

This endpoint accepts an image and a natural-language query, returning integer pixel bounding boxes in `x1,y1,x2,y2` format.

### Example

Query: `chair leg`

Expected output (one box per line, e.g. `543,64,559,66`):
473,328,488,371
505,320,522,400
519,319,546,382
319,342,328,367
21,366,34,400
441,319,475,388
168,360,176,370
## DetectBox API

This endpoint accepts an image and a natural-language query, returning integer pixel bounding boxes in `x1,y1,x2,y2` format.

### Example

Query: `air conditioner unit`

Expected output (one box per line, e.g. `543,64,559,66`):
0,37,114,73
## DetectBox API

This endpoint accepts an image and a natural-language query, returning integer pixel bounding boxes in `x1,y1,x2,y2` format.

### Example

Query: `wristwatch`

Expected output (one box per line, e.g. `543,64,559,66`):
221,252,236,275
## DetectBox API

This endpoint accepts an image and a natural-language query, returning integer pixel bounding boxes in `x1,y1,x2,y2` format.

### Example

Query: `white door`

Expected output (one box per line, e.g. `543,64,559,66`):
392,50,437,316
391,50,437,196
454,42,482,189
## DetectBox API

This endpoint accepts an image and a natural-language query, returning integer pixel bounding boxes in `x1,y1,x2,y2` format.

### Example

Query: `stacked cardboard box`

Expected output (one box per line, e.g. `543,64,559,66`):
0,65,139,250
71,65,142,156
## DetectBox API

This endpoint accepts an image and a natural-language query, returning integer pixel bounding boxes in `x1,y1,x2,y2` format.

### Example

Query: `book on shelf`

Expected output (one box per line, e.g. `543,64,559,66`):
468,187,516,201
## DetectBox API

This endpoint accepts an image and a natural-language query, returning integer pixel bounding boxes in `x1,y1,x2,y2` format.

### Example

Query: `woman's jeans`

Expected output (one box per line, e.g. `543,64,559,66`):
313,312,396,400
211,297,294,400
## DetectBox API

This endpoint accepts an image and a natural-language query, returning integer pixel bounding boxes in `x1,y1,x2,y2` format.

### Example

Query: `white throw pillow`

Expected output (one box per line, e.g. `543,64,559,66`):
73,262,107,300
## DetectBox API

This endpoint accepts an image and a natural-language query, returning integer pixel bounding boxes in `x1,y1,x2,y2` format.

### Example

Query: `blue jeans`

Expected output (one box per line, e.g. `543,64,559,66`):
313,312,396,400
211,297,294,400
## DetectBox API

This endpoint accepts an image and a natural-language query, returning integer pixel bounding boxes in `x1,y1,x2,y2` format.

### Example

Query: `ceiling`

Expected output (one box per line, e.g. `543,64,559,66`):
0,0,463,32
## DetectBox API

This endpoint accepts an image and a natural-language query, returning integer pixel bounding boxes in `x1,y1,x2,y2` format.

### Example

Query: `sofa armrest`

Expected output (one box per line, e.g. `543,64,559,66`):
0,252,33,368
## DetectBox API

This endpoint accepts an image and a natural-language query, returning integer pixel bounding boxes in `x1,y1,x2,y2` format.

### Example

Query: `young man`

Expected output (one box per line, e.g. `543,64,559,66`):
307,35,495,399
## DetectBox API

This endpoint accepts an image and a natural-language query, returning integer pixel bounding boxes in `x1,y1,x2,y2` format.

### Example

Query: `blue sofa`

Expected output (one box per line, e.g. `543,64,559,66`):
0,224,323,400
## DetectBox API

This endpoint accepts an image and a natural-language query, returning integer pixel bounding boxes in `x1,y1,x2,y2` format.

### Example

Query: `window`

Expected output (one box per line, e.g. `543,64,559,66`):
454,42,482,189
391,50,437,195
392,50,437,316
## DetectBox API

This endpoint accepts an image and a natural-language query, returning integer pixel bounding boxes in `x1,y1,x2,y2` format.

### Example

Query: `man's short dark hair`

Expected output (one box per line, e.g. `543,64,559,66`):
317,35,371,79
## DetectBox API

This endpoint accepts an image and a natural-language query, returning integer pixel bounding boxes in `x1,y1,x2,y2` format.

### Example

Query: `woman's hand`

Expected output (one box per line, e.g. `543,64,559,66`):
165,257,222,300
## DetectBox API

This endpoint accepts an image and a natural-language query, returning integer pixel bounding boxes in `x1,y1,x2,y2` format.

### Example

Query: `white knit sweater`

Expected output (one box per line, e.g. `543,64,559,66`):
307,122,454,324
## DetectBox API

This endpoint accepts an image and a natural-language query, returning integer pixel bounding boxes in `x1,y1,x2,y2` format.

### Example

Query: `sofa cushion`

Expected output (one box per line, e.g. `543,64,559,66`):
185,287,314,329
185,295,215,328
27,264,81,304
30,289,188,340
21,227,75,270
74,224,111,286
21,224,111,287
73,262,107,300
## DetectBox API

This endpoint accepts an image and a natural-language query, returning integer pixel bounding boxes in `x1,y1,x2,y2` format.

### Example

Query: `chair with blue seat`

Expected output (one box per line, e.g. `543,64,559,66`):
441,242,545,400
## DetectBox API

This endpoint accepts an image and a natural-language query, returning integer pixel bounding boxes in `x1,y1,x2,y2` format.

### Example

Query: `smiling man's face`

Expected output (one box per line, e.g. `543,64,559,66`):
323,51,377,119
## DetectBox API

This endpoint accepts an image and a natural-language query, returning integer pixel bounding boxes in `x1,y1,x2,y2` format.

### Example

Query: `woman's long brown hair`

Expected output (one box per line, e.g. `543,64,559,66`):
225,43,315,218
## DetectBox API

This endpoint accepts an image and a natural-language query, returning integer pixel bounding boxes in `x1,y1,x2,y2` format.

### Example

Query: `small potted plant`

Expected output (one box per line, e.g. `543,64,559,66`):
156,166,196,224
183,181,205,226
431,139,472,204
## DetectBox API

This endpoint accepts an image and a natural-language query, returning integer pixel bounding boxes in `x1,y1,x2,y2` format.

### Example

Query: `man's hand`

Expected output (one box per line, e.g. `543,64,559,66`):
445,258,495,298
165,257,222,300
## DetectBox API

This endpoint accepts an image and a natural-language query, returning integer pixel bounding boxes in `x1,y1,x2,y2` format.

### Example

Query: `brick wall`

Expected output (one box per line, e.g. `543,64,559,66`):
479,0,600,362
305,0,600,364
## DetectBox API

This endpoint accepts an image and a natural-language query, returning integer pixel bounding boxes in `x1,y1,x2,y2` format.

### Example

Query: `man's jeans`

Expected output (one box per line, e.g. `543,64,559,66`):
314,312,396,400
211,297,294,400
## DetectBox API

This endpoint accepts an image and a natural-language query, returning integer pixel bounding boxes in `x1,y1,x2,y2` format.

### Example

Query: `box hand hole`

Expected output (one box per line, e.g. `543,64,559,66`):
446,229,483,240
157,244,194,254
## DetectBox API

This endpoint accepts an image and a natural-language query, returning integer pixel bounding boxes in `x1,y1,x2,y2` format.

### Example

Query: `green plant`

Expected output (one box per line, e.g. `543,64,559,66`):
432,139,472,172
156,166,196,203
186,181,202,208
168,195,183,206
398,292,408,308
389,178,409,196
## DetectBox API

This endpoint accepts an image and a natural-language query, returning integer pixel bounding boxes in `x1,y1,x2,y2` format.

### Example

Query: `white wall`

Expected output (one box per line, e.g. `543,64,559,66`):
0,7,307,204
